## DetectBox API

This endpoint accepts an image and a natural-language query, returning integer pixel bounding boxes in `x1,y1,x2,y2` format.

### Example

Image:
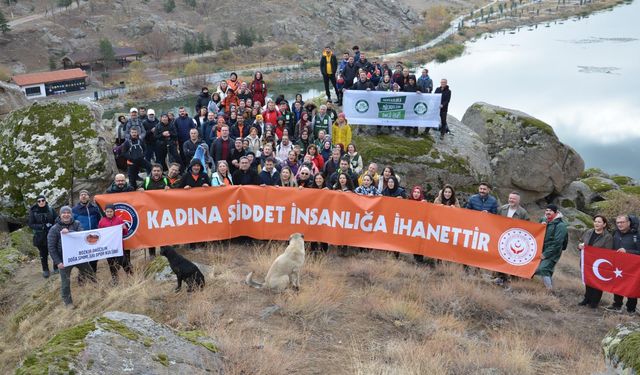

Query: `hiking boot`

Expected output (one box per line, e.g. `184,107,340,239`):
604,304,622,313
626,309,637,315
42,270,50,279
578,299,589,306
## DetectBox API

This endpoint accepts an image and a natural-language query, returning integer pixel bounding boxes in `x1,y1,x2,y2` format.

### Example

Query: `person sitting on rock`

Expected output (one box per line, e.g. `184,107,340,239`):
48,206,95,307
465,182,498,214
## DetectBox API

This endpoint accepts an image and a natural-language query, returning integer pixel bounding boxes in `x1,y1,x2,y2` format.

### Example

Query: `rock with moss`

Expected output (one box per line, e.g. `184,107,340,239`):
9,227,38,257
462,102,584,204
0,101,117,223
0,228,37,285
16,311,223,374
353,114,491,197
556,181,595,212
0,81,29,117
581,176,619,194
602,322,640,374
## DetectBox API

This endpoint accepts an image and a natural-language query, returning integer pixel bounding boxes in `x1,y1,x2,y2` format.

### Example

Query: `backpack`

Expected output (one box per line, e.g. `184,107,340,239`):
128,139,144,160
629,214,639,232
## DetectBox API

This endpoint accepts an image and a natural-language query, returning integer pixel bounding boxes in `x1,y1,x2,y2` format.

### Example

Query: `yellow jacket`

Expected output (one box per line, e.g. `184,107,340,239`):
332,120,352,147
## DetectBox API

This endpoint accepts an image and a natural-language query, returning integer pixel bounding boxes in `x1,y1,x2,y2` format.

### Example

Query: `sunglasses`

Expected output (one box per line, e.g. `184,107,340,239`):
37,199,46,203
300,172,309,175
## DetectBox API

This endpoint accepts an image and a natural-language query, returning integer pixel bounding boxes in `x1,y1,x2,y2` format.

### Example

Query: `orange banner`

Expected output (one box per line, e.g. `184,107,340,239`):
95,186,545,277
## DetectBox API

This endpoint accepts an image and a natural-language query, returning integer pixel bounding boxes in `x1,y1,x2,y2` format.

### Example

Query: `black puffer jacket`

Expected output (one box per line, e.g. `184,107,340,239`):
28,204,57,246
47,217,83,266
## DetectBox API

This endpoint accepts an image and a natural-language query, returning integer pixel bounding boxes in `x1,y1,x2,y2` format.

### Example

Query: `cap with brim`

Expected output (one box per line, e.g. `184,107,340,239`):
130,107,138,113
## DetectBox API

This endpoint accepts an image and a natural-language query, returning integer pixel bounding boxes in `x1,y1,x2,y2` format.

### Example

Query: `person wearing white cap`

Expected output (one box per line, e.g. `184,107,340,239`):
124,107,146,141
142,109,158,162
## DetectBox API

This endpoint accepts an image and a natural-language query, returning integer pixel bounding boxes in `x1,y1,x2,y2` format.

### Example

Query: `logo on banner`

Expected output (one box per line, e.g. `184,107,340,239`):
413,102,428,115
497,228,537,266
114,203,139,240
85,232,100,245
355,100,369,113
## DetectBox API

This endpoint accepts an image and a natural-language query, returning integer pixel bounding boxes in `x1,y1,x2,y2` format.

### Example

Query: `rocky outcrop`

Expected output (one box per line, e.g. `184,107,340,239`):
0,81,29,117
602,322,640,375
0,102,117,222
0,228,37,285
354,114,491,198
462,102,585,204
16,311,223,375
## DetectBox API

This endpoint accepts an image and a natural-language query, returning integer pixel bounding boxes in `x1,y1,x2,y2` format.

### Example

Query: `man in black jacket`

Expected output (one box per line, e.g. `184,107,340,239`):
434,79,452,139
142,109,159,163
121,126,152,189
320,46,338,102
605,215,640,314
106,173,135,194
195,87,211,114
155,114,180,171
232,156,259,185
179,159,210,189
28,195,58,278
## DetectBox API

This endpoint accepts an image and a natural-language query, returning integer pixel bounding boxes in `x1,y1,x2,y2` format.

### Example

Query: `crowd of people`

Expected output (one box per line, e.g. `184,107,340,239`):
26,45,639,311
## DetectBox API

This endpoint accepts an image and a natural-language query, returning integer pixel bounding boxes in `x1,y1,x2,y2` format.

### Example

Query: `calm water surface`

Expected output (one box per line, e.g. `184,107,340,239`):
428,0,640,178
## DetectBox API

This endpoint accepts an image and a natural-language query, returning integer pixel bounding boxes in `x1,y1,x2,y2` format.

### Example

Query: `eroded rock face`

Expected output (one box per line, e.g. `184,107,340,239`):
0,101,117,222
602,322,640,375
16,311,223,375
354,114,491,198
0,81,29,117
462,102,584,204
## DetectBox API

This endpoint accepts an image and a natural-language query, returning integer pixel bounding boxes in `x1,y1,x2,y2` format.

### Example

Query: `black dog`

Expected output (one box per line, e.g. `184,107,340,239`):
160,246,205,292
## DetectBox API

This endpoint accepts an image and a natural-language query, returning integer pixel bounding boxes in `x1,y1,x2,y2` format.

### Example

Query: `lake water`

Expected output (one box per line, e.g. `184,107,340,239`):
428,0,640,178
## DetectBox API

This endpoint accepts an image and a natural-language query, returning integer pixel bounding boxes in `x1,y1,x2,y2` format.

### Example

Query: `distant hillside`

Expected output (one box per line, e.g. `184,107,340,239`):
0,0,486,73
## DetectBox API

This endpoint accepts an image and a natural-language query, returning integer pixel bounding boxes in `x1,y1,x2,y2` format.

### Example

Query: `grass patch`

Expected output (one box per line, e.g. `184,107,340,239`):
16,320,95,375
574,212,594,229
96,317,140,341
581,177,617,193
153,353,169,367
621,185,640,196
581,167,607,179
144,256,169,277
560,199,576,208
434,43,465,63
177,330,219,353
611,176,633,186
352,134,434,164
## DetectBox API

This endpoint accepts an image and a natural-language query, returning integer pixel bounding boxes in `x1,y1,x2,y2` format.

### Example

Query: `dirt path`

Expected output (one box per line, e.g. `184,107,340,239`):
7,1,86,29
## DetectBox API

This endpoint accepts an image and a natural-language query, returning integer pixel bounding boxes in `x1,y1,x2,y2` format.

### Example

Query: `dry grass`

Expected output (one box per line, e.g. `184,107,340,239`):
0,240,628,374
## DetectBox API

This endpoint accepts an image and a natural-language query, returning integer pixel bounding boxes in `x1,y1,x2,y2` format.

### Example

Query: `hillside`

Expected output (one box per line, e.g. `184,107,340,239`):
0,0,489,73
0,239,632,374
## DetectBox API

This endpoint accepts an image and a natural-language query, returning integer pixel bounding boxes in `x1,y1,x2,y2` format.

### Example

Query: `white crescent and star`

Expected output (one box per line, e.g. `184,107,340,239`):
592,259,624,281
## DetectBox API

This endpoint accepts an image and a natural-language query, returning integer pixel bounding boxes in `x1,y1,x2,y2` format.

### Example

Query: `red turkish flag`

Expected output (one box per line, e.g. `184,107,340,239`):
582,246,640,298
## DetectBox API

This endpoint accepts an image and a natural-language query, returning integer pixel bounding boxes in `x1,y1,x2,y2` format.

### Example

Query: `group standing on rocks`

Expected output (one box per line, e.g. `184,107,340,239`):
26,45,639,312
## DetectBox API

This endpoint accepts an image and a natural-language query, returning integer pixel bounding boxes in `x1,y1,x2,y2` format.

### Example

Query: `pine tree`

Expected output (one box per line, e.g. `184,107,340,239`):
217,30,230,50
99,38,115,70
164,0,175,13
183,39,195,55
0,10,10,34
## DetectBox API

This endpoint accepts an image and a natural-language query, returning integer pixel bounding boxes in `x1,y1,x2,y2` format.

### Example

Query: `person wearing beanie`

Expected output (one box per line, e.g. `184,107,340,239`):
98,204,131,285
28,195,58,278
47,206,95,307
534,204,568,290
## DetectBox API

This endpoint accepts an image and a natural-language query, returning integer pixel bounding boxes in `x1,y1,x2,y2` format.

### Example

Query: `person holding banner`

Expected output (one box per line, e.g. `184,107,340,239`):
466,182,497,214
179,159,210,189
99,204,131,285
535,204,568,291
72,190,102,276
47,206,95,307
604,215,640,313
577,215,613,309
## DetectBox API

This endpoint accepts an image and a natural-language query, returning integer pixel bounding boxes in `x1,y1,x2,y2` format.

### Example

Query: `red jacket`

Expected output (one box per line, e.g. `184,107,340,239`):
311,153,324,170
262,109,280,127
98,216,129,236
250,80,267,106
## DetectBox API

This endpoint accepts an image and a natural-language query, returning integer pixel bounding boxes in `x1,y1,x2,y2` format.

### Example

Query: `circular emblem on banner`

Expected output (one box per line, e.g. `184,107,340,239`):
497,228,537,266
355,99,369,113
85,232,100,245
413,102,428,115
113,203,138,240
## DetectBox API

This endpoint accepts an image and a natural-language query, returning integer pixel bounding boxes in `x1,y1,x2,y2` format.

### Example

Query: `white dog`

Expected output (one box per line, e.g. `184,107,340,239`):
246,233,305,292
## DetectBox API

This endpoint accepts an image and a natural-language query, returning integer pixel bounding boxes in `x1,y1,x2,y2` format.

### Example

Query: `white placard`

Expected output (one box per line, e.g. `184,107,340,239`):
61,225,123,266
343,90,442,127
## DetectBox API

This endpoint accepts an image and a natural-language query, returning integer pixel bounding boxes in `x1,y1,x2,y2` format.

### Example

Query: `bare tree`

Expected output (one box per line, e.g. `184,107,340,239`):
145,31,171,61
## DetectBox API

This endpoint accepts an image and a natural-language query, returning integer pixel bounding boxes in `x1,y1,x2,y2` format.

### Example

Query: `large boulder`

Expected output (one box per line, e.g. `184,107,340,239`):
601,322,640,375
16,311,223,374
353,114,491,199
0,81,29,117
0,101,117,222
462,102,584,204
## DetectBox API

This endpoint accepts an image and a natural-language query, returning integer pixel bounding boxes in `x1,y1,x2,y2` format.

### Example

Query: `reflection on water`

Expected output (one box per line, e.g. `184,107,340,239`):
426,0,640,178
